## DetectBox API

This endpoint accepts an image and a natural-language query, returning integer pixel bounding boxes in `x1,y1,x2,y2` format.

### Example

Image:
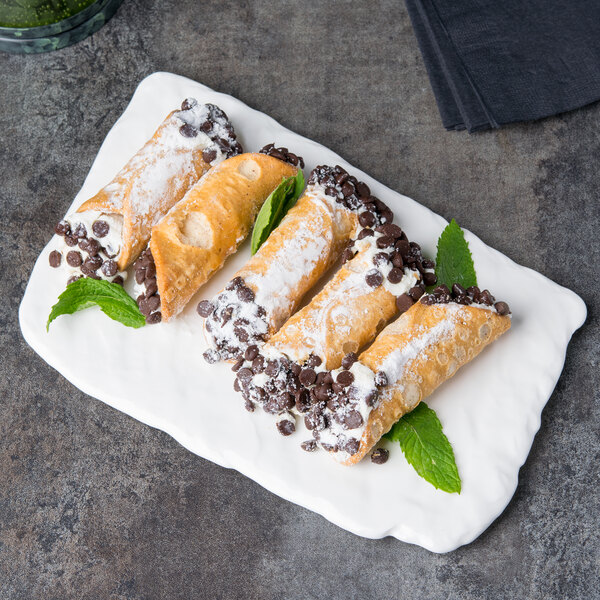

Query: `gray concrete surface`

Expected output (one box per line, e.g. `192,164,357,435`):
1,1,598,598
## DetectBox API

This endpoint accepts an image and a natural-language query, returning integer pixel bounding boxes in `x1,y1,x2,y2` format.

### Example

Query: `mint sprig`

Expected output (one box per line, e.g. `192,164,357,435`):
250,169,305,255
434,218,477,290
47,278,146,331
385,402,461,494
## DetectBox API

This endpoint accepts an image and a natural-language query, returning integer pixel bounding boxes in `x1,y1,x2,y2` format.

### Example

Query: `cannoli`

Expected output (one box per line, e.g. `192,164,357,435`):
310,285,511,464
48,99,242,285
131,149,302,323
200,164,395,362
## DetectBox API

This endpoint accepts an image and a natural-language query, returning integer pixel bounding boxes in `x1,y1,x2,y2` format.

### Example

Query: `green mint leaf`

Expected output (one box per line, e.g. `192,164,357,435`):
47,278,146,331
435,219,477,290
250,169,305,255
384,402,461,494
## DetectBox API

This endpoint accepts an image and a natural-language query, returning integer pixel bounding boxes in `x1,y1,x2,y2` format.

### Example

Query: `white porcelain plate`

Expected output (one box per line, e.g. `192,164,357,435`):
19,72,586,553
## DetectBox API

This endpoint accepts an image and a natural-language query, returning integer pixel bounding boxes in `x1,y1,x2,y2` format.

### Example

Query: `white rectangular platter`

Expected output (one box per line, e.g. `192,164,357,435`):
19,72,586,553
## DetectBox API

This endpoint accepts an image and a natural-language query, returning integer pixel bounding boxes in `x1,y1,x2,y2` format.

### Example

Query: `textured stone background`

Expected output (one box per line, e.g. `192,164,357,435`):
1,1,598,598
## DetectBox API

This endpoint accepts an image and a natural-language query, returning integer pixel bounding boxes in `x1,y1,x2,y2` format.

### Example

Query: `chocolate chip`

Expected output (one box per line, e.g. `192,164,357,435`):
236,286,255,303
49,250,62,268
374,371,388,387
305,354,322,368
422,259,435,269
395,239,410,256
494,301,510,315
342,410,363,430
92,220,109,238
244,345,259,361
467,286,480,298
388,267,404,284
373,252,389,267
82,256,102,273
365,390,378,407
180,123,197,138
200,120,212,134
381,224,402,239
113,275,124,286
420,294,437,305
65,250,81,267
365,269,383,288
204,349,220,364
146,295,160,312
480,289,495,305
146,312,162,324
356,182,370,197
301,439,317,452
202,148,217,163
313,384,331,402
357,228,374,240
143,280,158,297
452,283,466,297
376,236,395,249
138,298,151,316
251,356,265,374
408,284,425,300
391,252,404,269
315,372,328,386
265,360,280,377
67,275,82,285
234,326,249,342
341,352,358,370
342,247,355,263
336,370,355,387
54,220,70,236
277,418,295,436
345,438,360,455
358,211,376,228
295,389,311,413
299,368,317,386
72,223,87,239
371,448,389,464
180,98,195,110
233,377,241,392
340,182,353,197
232,358,244,372
101,260,118,277
144,262,156,279
237,368,253,383
64,235,77,247
395,293,414,314
422,271,438,286
83,238,101,257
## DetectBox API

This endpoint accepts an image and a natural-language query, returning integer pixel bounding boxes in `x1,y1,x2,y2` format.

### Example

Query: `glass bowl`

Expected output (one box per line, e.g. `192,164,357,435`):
0,0,124,54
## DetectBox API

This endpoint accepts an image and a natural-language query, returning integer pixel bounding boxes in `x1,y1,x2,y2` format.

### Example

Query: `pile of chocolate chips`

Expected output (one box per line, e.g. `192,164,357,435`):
177,99,243,163
231,346,388,456
420,283,510,315
133,248,161,324
199,276,267,363
344,222,438,313
259,143,304,168
308,165,394,224
50,219,123,285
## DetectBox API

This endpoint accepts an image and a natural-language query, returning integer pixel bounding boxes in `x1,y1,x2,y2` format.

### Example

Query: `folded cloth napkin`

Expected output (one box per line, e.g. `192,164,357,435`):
405,0,600,131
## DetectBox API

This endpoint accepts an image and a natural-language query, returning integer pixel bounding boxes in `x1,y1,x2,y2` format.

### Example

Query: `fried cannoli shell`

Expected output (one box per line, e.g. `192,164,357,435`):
149,153,299,321
77,110,212,271
343,302,511,465
239,186,359,331
267,250,400,370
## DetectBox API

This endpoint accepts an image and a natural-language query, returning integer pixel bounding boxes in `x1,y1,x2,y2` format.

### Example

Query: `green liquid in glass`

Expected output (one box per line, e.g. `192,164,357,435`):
0,0,97,28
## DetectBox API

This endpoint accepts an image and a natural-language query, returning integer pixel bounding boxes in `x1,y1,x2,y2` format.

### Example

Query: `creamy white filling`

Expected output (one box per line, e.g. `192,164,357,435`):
54,210,127,283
